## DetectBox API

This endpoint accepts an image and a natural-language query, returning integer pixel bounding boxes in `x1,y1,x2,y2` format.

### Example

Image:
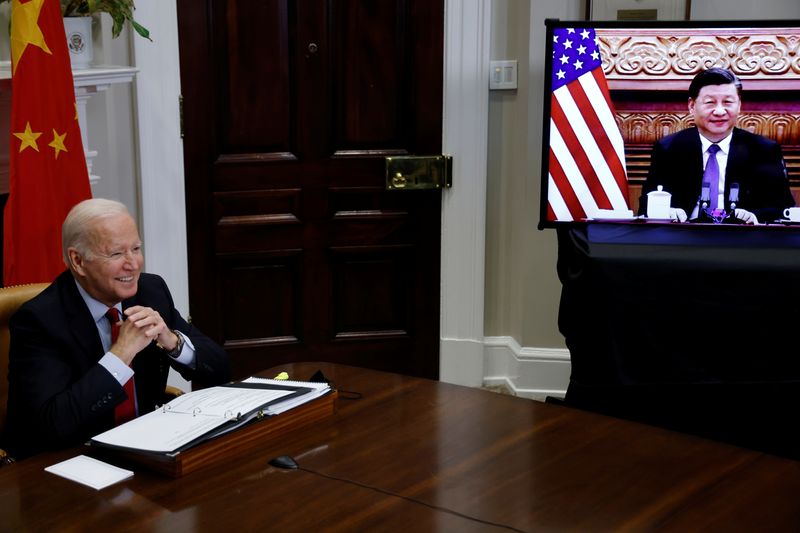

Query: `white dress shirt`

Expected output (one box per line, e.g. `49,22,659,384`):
699,131,733,210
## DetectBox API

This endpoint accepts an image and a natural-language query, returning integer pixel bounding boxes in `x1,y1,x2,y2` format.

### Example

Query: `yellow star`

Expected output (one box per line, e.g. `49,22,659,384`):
10,0,51,75
74,102,79,121
13,121,42,153
48,129,68,159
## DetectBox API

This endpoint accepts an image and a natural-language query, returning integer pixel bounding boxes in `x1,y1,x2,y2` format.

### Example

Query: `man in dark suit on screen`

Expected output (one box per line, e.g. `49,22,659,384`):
640,67,794,224
4,198,230,458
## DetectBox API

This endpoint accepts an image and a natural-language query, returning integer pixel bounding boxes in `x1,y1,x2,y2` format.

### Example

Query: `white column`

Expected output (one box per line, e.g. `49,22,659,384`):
131,0,189,315
132,1,189,392
440,0,491,386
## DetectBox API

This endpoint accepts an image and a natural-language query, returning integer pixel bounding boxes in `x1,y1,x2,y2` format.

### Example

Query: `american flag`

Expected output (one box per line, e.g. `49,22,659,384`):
547,27,629,221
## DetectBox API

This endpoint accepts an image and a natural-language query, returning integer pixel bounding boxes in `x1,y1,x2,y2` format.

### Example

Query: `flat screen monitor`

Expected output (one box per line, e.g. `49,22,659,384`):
539,18,800,228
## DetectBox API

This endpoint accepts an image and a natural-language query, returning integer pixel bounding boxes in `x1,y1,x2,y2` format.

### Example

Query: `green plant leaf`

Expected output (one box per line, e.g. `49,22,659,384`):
131,19,151,41
55,0,151,40
109,11,124,38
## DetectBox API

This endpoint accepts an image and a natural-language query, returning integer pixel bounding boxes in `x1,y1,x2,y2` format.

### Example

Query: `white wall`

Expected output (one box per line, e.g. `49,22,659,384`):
483,0,581,399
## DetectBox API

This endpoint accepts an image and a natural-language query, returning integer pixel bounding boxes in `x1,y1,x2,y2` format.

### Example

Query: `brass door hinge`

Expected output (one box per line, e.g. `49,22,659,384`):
179,94,184,138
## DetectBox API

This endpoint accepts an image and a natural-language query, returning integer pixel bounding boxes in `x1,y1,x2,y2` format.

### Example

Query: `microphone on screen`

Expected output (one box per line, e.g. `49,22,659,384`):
728,182,740,211
690,181,712,223
699,181,710,210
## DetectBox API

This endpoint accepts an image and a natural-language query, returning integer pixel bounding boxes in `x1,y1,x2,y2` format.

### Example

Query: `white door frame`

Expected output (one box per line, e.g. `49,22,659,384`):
440,1,490,385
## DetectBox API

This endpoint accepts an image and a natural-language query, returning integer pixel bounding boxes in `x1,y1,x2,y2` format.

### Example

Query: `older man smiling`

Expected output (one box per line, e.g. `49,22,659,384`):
640,67,794,224
3,198,230,458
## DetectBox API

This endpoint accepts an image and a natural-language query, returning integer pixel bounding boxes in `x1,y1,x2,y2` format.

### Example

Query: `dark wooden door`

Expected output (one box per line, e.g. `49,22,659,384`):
177,1,443,380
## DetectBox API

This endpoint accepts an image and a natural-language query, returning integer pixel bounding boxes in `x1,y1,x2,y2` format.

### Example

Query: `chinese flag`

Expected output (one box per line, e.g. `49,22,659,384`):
4,0,91,285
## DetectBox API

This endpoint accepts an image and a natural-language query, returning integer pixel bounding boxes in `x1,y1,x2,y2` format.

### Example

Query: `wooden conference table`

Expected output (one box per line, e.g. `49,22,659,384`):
2,363,800,532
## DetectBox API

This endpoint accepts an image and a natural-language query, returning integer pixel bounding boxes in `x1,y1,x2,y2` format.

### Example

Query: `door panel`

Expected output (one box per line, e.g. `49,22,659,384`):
178,0,443,380
215,1,292,153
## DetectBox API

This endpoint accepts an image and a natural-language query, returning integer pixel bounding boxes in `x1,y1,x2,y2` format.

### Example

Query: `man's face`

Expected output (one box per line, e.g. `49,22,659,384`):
688,83,741,142
70,213,144,307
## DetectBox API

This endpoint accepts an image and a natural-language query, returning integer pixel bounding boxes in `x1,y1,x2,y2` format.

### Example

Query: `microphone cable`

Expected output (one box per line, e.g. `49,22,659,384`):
272,456,528,533
290,373,526,530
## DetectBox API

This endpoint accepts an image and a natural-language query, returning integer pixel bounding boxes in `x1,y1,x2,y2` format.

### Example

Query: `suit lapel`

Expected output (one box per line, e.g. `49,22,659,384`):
686,129,704,191
675,129,704,209
57,272,105,362
725,128,748,199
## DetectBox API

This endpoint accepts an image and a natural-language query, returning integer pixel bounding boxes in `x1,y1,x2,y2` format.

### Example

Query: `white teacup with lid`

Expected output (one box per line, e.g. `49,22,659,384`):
784,207,800,222
647,185,671,219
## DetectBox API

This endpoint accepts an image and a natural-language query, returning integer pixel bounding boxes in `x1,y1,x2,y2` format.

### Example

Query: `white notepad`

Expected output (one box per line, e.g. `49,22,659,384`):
45,455,133,490
241,377,331,414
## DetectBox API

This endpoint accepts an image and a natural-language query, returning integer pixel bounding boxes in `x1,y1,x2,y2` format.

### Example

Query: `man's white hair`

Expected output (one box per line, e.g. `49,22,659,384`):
62,198,131,265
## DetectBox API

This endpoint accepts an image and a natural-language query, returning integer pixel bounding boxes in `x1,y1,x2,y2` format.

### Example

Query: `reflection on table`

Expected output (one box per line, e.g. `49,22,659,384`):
2,363,800,531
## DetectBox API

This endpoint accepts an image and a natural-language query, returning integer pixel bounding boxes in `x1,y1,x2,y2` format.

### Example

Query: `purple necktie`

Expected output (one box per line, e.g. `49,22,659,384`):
705,144,721,210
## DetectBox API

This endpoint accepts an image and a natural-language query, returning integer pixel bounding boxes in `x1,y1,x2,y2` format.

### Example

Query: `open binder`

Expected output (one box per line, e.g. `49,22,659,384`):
88,377,336,476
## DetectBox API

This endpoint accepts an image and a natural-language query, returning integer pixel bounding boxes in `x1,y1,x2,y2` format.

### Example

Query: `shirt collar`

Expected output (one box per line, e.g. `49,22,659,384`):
74,278,122,324
699,130,733,155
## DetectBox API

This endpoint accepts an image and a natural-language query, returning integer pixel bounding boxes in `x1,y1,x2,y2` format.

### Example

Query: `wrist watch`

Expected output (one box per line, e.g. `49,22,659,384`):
158,329,184,358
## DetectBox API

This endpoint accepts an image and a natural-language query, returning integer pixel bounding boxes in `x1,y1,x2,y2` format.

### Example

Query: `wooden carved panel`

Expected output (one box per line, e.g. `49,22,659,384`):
219,254,302,347
330,247,412,340
618,112,800,184
333,2,405,149
598,27,800,89
213,189,303,253
213,0,292,155
616,112,800,147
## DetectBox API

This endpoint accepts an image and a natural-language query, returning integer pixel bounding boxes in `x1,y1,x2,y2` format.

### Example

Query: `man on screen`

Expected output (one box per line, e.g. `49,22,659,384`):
640,67,794,224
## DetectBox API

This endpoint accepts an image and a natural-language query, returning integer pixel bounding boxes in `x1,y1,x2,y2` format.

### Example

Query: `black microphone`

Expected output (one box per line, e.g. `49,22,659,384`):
690,182,712,223
699,181,710,209
728,182,739,210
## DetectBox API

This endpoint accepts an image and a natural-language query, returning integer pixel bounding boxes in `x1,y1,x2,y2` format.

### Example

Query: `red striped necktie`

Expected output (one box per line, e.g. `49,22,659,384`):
106,307,136,425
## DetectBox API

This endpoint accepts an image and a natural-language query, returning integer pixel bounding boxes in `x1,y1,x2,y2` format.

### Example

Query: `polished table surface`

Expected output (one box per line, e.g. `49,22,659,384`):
2,362,800,532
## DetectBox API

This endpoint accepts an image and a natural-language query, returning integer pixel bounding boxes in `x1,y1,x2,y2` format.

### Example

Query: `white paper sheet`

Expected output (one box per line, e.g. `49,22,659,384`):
91,386,296,453
45,455,133,490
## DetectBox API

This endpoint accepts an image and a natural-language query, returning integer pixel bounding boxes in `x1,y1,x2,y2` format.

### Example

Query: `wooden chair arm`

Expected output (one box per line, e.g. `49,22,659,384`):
0,447,15,466
164,385,185,400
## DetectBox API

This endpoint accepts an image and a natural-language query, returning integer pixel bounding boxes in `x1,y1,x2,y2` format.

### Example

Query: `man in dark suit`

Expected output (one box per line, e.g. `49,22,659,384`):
640,68,794,224
4,198,230,458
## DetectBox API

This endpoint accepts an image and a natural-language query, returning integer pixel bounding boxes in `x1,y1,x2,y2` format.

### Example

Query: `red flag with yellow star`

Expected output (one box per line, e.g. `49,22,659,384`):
4,0,91,285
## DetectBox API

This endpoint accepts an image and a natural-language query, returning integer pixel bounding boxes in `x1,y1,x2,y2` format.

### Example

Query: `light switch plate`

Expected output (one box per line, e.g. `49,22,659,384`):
489,60,518,90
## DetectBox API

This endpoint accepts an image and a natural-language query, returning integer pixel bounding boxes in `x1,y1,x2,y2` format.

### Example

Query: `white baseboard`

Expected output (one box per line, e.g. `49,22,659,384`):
482,336,571,401
440,337,486,387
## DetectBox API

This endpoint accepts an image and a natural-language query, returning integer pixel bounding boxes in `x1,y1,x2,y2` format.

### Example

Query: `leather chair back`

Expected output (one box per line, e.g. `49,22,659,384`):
0,284,48,432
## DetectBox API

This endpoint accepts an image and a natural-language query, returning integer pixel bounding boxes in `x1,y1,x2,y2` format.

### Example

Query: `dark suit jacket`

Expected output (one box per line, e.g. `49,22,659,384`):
3,271,230,458
640,127,794,222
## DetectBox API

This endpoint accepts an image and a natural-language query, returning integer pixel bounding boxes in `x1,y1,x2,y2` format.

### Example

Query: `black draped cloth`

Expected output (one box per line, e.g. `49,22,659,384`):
557,223,800,459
